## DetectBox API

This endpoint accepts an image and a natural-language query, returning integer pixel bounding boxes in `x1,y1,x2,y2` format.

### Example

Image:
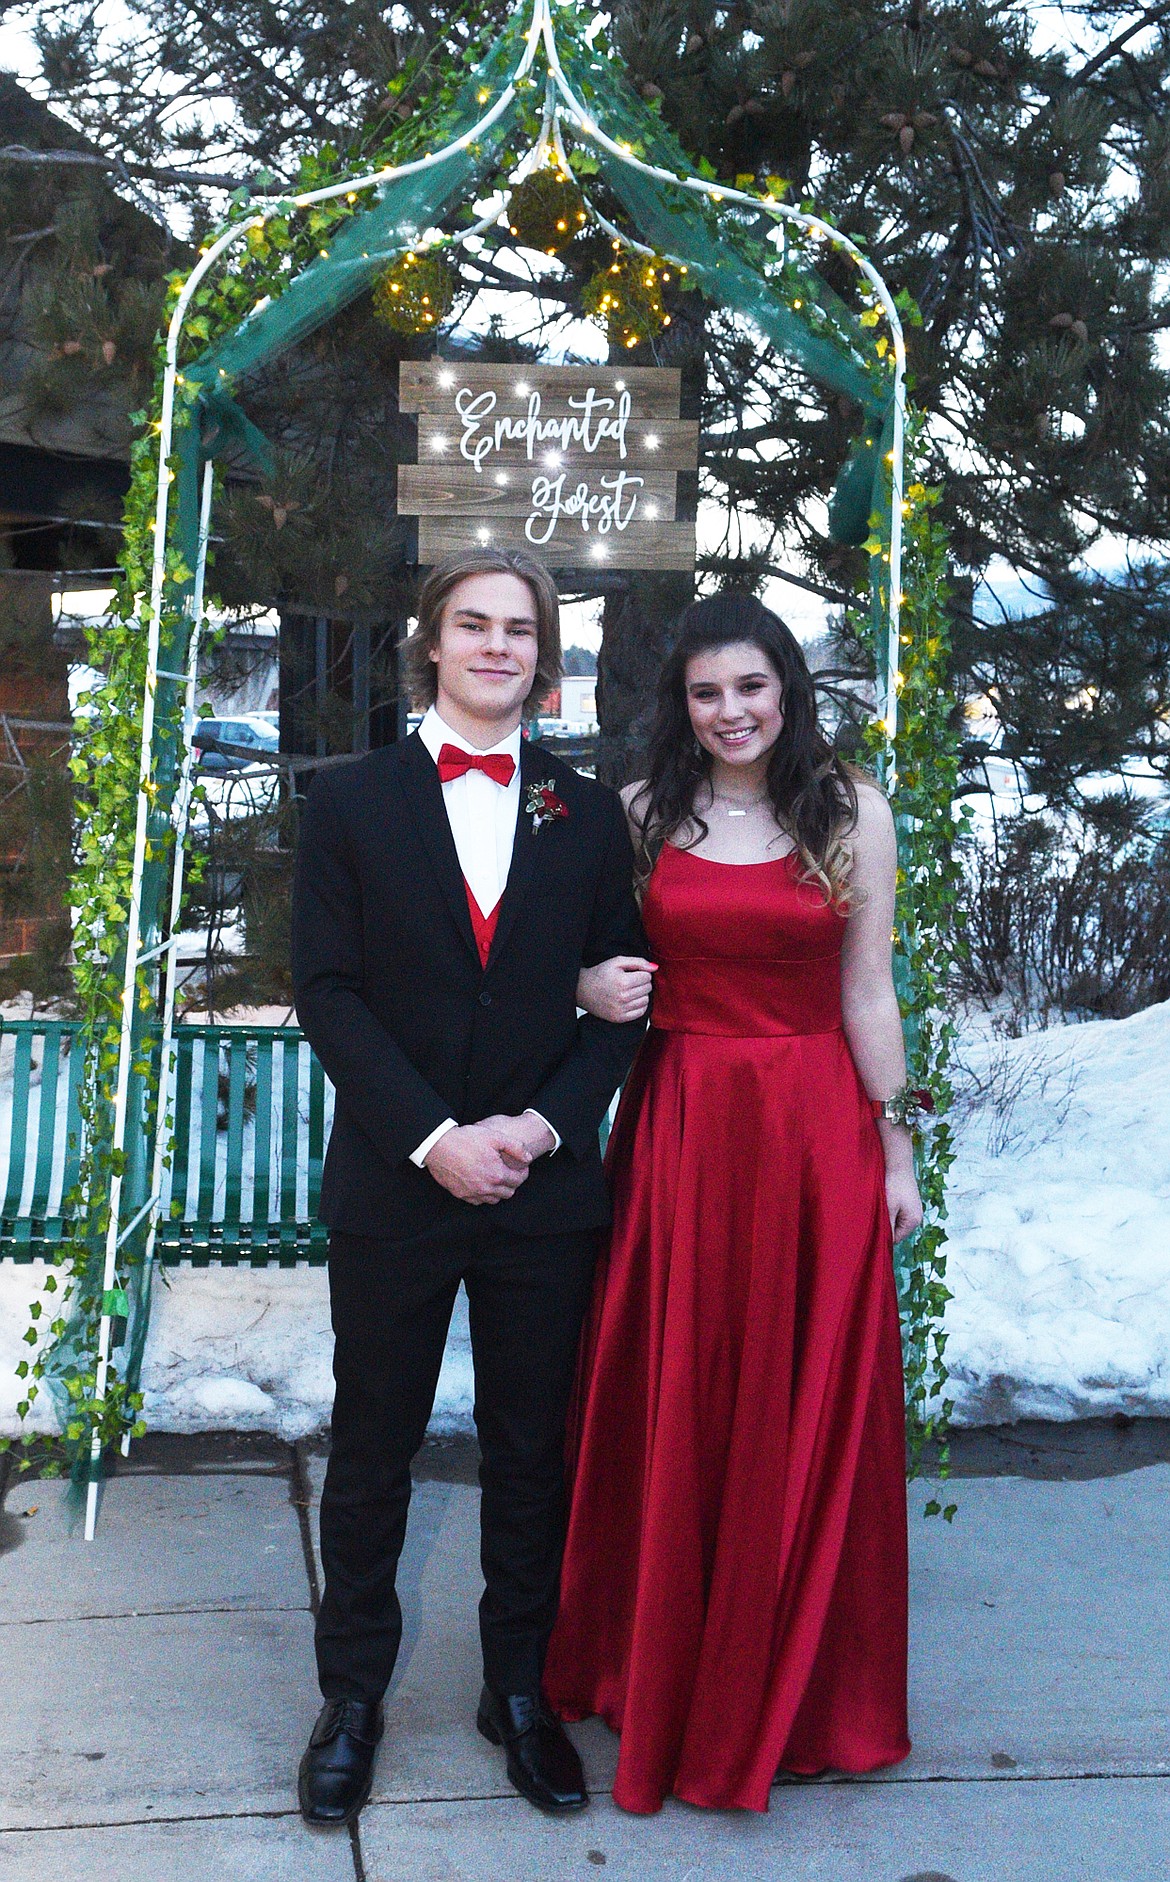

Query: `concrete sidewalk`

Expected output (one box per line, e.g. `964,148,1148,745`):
1,1422,1168,1881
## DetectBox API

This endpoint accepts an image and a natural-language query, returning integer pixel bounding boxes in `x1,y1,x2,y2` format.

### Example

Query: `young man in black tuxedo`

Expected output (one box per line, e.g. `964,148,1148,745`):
291,548,647,1825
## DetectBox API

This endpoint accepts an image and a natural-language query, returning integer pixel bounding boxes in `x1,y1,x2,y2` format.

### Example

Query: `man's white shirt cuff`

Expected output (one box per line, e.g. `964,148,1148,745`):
411,1117,458,1168
523,1108,561,1154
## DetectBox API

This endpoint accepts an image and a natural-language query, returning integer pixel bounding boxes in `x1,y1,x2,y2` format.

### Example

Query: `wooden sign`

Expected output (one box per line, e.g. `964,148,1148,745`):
397,362,697,571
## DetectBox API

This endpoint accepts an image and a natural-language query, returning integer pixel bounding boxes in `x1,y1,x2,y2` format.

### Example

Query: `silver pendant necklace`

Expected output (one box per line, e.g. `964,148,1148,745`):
711,791,768,819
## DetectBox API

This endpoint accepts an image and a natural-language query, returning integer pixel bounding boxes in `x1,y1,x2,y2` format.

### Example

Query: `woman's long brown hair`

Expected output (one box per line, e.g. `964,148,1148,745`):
629,592,861,906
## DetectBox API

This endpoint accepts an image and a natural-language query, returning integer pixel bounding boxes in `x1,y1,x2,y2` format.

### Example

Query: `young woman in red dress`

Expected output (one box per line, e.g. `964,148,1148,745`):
545,592,922,1815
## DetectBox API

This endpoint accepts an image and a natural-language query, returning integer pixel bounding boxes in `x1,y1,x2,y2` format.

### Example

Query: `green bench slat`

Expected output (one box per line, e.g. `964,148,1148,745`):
28,1028,62,1223
221,1033,249,1245
196,1032,222,1234
166,1031,196,1231
279,1034,301,1259
253,1038,273,1247
2,1030,34,1231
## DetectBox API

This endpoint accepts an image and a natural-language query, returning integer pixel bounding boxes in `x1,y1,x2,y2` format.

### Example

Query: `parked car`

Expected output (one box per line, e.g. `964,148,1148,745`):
193,714,279,771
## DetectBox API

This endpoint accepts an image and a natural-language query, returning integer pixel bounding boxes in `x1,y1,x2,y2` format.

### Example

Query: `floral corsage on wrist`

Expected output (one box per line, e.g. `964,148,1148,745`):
525,779,569,834
871,1086,936,1130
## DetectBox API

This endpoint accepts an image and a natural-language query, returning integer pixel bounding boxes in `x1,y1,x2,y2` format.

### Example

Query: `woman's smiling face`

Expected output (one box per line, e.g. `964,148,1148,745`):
685,640,785,770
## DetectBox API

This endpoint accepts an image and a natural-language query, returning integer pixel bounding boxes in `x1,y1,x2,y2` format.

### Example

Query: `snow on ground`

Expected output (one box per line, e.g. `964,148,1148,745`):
942,999,1169,1423
0,1262,475,1439
2,1002,1167,1437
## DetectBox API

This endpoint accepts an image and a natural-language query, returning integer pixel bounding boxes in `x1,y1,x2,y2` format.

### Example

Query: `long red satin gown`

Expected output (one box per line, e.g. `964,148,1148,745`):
543,843,910,1814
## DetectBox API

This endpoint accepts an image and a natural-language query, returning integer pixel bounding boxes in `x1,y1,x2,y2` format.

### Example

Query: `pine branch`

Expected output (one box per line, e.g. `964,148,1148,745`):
1069,3,1170,87
0,143,282,194
176,0,336,138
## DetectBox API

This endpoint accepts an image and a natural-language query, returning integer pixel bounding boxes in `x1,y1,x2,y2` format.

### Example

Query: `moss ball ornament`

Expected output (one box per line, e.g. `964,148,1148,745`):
372,249,456,334
507,166,589,255
582,246,675,349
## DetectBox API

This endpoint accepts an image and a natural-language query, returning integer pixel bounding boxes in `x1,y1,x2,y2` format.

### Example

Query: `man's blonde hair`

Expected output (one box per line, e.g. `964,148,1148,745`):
404,548,563,714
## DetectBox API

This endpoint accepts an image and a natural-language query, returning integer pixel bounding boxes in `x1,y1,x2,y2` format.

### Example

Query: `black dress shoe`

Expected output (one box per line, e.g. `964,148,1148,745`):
477,1686,588,1814
298,1698,384,1825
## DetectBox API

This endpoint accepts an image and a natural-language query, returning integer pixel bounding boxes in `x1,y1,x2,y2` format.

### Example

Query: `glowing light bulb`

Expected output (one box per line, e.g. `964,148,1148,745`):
643,433,660,449
430,435,449,452
545,451,562,468
515,381,529,395
477,526,493,543
591,543,607,559
643,502,659,519
438,370,455,388
494,472,510,486
614,379,626,390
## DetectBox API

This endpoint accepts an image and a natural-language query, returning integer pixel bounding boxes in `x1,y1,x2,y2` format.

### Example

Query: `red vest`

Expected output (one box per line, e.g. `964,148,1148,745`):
463,879,501,968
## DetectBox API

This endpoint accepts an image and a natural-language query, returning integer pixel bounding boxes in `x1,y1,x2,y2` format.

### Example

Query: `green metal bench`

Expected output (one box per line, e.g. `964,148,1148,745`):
0,1019,330,1267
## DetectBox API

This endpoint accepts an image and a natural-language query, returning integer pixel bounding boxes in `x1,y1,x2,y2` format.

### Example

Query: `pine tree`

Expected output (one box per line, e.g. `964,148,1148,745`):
4,0,1168,800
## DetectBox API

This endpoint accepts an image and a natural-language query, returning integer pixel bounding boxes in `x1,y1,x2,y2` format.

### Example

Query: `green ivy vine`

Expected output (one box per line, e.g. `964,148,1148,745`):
860,430,966,1513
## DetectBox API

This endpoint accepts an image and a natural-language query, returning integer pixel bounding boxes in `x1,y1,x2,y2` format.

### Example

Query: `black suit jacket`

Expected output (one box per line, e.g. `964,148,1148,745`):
291,731,646,1239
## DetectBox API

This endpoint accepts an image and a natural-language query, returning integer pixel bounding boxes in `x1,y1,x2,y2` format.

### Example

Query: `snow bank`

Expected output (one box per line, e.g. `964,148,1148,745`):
2,1002,1167,1437
0,1263,474,1439
942,1000,1170,1423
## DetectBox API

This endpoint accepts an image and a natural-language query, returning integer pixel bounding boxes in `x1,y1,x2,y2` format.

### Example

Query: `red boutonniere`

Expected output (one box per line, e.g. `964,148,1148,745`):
525,778,569,833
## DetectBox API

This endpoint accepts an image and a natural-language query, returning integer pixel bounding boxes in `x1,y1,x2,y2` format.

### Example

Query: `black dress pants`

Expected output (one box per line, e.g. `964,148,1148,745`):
316,1219,598,1704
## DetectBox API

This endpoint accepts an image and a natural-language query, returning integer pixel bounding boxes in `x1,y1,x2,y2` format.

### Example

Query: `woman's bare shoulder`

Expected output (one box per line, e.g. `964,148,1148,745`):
850,772,894,832
620,779,650,815
846,773,896,878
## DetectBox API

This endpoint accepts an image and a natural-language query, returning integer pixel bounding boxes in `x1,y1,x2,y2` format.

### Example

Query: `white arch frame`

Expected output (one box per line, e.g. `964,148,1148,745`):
85,0,906,1536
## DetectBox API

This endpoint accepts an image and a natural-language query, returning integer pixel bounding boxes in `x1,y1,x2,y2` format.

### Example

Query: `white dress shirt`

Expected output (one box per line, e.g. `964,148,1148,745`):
417,705,521,918
410,706,559,1168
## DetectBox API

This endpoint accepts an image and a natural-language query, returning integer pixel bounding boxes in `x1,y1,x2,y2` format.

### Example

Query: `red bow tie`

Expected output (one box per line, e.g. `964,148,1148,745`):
436,743,516,787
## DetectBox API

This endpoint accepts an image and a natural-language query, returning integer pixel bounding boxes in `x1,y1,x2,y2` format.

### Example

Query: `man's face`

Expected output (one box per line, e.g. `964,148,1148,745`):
430,571,541,734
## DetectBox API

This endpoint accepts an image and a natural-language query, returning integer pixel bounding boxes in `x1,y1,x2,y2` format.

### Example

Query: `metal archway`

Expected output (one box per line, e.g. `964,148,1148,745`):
84,0,907,1536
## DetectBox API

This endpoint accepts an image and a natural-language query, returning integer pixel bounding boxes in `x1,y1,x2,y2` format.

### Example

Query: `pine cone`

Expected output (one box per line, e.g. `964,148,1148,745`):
781,70,796,98
1048,171,1066,196
101,340,117,365
745,97,766,116
881,111,908,131
1071,319,1089,344
726,103,745,126
899,124,916,153
950,47,975,67
639,81,664,102
1049,312,1074,329
685,31,704,54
